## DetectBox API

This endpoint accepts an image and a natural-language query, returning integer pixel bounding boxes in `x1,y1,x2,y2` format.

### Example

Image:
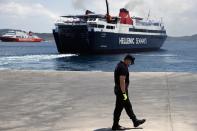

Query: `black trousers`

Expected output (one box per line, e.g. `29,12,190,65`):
113,86,136,124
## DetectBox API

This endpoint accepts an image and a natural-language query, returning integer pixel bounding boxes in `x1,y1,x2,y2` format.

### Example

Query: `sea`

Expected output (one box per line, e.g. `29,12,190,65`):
0,40,196,72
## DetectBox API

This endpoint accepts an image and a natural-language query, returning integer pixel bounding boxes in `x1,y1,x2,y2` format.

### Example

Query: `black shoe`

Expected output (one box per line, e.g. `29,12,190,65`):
112,125,125,130
133,119,146,127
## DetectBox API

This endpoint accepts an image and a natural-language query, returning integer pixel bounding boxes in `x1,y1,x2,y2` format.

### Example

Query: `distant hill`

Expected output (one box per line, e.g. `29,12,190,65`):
0,29,9,36
0,29,54,41
1,29,197,42
35,33,54,41
167,34,197,41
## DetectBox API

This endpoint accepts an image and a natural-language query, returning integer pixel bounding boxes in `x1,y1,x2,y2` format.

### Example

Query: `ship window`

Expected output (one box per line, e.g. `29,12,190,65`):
129,28,166,34
129,28,134,32
98,18,106,22
150,30,166,33
7,32,15,35
89,24,104,28
136,29,147,32
89,24,97,28
106,25,115,29
88,18,96,21
98,25,105,28
153,23,160,26
150,30,159,33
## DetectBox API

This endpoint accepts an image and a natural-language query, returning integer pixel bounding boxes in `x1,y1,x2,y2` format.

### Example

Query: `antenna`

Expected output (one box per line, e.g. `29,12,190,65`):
147,9,150,20
161,17,163,23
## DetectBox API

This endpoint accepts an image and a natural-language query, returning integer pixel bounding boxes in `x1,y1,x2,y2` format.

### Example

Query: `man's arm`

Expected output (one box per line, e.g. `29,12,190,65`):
120,75,126,93
120,75,128,100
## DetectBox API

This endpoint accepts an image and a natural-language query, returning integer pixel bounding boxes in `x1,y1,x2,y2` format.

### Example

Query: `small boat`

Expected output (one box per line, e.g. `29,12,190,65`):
0,30,43,42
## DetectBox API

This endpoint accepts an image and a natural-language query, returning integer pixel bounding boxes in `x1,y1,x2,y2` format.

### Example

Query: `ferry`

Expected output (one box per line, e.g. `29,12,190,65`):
0,30,43,42
53,0,167,54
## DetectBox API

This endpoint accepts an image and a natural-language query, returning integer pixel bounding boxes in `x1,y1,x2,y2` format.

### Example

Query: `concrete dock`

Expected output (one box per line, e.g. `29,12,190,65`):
0,70,196,131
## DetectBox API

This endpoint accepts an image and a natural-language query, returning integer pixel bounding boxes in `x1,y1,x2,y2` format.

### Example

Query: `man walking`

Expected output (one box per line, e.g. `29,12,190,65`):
112,54,146,130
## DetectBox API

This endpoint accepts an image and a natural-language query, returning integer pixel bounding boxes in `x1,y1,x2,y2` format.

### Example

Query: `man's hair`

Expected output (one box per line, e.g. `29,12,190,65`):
124,54,135,62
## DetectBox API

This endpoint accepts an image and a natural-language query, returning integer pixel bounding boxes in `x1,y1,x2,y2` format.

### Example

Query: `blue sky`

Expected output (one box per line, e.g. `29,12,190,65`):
0,0,197,36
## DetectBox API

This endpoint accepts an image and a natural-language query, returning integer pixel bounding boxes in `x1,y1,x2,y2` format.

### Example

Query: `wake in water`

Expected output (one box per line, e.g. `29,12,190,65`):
135,54,177,57
0,54,77,66
0,40,197,72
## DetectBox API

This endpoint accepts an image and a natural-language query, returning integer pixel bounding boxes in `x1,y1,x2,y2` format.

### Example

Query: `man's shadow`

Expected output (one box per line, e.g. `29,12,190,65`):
94,127,143,131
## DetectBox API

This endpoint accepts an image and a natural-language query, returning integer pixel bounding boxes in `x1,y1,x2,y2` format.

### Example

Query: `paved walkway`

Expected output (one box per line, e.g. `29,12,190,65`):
0,70,196,131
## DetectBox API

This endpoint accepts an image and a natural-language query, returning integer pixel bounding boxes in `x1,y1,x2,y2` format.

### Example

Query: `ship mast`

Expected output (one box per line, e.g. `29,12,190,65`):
106,0,109,16
105,0,111,23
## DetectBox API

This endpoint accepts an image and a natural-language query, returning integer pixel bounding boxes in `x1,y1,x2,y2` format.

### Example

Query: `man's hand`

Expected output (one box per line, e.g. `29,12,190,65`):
123,93,128,101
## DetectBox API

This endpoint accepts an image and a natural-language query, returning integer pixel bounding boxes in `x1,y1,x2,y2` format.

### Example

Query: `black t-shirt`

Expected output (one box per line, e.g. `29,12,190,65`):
114,61,129,87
